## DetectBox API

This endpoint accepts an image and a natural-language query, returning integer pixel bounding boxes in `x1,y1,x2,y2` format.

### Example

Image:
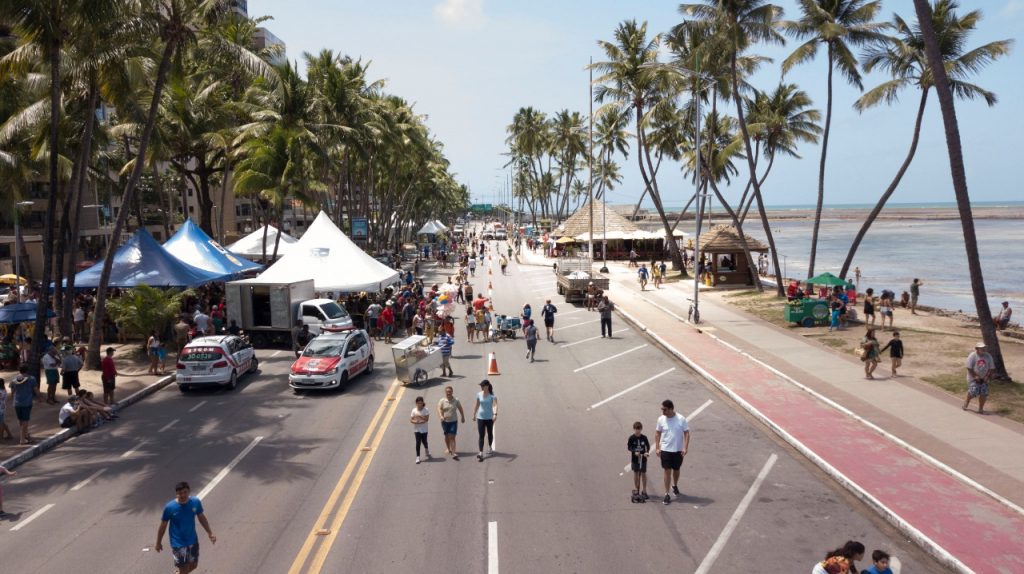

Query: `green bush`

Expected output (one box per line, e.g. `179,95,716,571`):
106,285,193,347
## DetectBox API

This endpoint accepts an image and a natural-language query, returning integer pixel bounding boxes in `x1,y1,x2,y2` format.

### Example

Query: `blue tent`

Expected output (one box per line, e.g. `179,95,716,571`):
73,228,231,288
0,301,56,324
163,218,262,277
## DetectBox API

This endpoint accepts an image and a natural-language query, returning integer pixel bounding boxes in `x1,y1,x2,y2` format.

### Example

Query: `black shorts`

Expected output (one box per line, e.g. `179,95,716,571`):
60,417,76,429
631,456,647,473
62,371,81,390
660,451,683,470
102,375,116,392
544,320,554,328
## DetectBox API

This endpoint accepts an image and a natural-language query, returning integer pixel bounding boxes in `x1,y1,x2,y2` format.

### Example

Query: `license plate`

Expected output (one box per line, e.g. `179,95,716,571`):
192,365,208,372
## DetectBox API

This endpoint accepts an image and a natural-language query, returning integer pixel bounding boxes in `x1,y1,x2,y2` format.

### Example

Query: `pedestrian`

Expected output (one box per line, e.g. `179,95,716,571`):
628,421,650,503
585,282,596,311
879,290,895,330
73,303,86,343
100,346,120,405
994,301,1013,330
909,278,922,315
41,345,61,404
628,248,637,268
411,396,431,464
10,365,38,445
380,302,395,344
147,330,161,375
473,380,498,461
860,328,881,380
520,303,532,336
435,329,455,377
854,266,862,287
469,257,477,276
155,481,216,574
862,549,894,574
829,298,841,332
541,299,558,342
598,296,614,338
0,379,12,440
659,260,667,281
366,300,382,340
637,264,649,291
0,464,16,515
879,331,904,377
652,263,662,289
524,319,538,362
963,342,994,414
464,305,476,343
499,255,508,275
863,288,876,327
437,386,465,460
483,308,493,343
654,399,690,505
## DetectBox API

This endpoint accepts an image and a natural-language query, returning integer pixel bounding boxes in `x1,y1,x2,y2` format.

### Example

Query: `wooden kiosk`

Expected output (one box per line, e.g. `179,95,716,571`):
696,225,768,287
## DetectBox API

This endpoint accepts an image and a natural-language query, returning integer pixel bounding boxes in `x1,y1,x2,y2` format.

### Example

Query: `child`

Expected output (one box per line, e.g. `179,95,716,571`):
861,549,894,574
879,332,904,377
627,421,650,502
829,299,841,332
0,464,16,515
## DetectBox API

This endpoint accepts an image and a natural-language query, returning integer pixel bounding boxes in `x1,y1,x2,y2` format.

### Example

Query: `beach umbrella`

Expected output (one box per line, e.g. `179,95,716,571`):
0,274,28,286
556,236,576,244
0,301,55,324
805,272,852,287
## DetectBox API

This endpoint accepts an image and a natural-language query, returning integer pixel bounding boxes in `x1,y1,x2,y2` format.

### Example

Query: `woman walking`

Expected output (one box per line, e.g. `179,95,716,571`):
411,396,431,464
473,380,498,461
860,329,881,380
437,386,465,459
146,330,161,375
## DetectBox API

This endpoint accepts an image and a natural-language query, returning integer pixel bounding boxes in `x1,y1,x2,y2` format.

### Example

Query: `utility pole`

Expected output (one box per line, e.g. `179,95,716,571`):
692,66,704,324
587,57,594,264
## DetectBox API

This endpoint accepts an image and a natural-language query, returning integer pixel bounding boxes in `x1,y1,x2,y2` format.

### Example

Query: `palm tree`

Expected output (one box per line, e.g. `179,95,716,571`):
549,109,586,221
912,0,1009,378
839,1,1010,279
781,0,887,278
592,108,630,201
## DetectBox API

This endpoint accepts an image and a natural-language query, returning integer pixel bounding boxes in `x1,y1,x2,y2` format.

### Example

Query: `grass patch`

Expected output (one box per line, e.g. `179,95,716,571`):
923,372,1024,423
817,337,849,351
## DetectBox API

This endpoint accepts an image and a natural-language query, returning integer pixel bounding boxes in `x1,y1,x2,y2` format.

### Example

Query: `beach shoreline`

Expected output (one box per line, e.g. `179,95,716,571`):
653,205,1024,222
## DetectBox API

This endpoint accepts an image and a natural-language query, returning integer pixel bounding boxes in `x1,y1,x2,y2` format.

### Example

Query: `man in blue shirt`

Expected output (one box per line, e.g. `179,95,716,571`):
435,329,455,377
156,481,216,574
541,300,558,342
11,365,38,445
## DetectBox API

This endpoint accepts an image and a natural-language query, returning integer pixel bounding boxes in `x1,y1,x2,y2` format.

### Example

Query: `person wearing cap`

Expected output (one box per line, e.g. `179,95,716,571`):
994,301,1012,330
963,342,995,413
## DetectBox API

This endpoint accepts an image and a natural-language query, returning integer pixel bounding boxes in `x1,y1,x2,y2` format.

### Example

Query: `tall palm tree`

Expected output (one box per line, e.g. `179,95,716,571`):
781,0,887,278
839,1,1010,278
549,109,586,221
591,108,630,201
912,0,1008,377
679,0,787,295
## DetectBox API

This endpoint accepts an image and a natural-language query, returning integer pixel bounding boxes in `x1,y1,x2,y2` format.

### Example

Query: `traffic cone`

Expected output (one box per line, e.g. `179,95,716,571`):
488,281,493,290
488,267,492,276
487,352,501,375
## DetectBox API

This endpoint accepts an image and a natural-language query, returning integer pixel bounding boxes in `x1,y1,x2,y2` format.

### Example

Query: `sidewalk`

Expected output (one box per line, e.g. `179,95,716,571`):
519,247,1024,573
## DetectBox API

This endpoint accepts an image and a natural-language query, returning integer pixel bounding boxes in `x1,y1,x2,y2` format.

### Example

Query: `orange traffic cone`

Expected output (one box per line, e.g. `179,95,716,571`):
488,281,493,290
488,267,492,276
487,352,500,375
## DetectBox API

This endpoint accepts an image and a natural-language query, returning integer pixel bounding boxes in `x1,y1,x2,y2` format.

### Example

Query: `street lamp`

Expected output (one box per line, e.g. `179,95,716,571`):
13,200,34,303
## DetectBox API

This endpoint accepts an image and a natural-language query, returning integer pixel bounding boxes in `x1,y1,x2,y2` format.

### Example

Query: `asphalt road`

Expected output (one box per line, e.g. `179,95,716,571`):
0,242,947,573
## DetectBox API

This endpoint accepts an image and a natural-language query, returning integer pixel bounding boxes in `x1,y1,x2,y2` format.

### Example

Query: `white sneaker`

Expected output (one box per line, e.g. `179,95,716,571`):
415,457,421,464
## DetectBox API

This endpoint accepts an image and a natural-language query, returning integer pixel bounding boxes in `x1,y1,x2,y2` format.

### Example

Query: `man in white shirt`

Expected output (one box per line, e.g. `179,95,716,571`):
655,399,690,505
72,304,86,343
58,395,93,431
193,309,211,335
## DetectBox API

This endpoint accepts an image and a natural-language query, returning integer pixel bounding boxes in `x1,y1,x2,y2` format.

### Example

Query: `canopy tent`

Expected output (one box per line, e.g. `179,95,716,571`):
416,221,445,235
252,211,400,292
432,220,449,231
163,219,262,277
0,302,55,324
805,272,853,287
226,225,298,259
72,228,231,288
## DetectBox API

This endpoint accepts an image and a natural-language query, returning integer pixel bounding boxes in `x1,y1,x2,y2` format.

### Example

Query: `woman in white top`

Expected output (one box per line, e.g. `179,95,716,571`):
410,396,430,464
146,330,161,375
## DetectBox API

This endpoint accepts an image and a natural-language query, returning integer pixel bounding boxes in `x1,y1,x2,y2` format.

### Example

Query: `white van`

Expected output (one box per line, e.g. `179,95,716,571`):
299,298,354,334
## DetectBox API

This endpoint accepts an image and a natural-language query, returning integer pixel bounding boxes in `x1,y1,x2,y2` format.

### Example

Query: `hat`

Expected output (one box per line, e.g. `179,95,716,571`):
975,342,987,348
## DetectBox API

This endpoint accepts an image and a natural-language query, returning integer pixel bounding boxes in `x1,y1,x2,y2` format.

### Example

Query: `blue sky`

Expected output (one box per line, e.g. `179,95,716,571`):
249,0,1021,208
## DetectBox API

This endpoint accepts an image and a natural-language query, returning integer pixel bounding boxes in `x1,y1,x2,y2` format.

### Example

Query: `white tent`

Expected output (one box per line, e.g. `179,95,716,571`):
251,211,400,292
226,226,298,259
432,220,449,231
416,221,444,235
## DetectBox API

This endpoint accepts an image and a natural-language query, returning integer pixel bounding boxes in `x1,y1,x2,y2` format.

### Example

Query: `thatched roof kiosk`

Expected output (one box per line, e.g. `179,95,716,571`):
696,225,767,287
555,199,639,238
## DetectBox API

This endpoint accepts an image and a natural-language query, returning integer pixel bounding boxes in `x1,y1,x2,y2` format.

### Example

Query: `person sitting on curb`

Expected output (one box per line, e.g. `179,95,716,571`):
58,395,95,432
79,392,118,422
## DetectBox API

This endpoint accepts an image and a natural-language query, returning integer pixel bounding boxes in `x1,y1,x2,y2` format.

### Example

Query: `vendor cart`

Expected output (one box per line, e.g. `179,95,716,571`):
496,315,521,339
784,299,831,328
392,335,443,386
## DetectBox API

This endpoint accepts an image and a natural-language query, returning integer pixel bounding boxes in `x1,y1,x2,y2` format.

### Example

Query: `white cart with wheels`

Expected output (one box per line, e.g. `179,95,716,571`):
392,335,443,387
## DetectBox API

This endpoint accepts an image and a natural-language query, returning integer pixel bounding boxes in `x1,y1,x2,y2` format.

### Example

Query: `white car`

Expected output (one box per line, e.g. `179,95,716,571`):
176,335,258,392
288,329,375,391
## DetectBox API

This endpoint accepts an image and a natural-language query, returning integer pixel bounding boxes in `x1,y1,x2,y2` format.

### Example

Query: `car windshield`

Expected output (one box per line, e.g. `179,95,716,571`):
321,302,349,320
303,338,346,357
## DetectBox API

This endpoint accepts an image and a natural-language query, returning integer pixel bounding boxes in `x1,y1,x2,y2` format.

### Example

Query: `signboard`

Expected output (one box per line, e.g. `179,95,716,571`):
470,204,493,214
351,218,369,241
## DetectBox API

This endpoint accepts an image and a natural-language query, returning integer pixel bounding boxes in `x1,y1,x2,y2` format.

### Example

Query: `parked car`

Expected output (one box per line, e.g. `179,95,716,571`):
288,329,375,391
495,229,508,240
176,335,258,392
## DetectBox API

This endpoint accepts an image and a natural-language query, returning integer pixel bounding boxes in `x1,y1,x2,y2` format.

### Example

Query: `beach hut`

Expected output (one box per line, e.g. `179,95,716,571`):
556,199,644,259
696,225,768,287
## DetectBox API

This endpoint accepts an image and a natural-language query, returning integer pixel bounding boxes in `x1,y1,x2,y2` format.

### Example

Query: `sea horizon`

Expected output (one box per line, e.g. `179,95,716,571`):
650,200,1024,212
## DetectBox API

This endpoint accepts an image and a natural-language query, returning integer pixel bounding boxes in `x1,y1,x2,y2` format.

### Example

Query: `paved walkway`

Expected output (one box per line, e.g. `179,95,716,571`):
518,246,1024,573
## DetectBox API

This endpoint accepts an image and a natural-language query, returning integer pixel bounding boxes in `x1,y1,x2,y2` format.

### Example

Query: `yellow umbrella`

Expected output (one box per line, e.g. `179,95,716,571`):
0,274,28,286
556,236,576,244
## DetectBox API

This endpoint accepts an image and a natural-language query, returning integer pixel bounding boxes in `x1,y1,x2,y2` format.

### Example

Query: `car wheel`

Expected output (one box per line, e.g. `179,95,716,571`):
249,356,259,374
178,384,189,394
226,370,238,391
365,355,374,375
801,317,816,328
337,371,349,391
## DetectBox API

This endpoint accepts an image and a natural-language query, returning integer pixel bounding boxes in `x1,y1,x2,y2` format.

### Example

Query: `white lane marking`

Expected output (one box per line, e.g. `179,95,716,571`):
70,468,108,492
561,329,629,348
196,436,264,500
694,453,778,574
158,418,179,432
590,368,676,409
556,319,600,330
121,440,147,458
188,400,207,413
272,350,283,357
573,345,647,373
641,296,688,323
10,503,55,531
687,400,713,421
488,521,499,574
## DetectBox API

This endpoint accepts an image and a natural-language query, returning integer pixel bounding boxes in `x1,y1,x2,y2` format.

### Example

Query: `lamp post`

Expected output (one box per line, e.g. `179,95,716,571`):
13,200,34,303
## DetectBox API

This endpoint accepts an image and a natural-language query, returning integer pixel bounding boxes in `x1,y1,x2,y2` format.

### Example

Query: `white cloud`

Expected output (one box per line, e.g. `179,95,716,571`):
434,0,487,28
1004,0,1024,16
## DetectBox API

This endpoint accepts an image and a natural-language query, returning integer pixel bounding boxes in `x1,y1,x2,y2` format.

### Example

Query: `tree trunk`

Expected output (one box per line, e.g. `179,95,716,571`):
840,89,929,279
808,46,834,279
218,157,230,244
635,115,683,271
913,0,1006,377
86,37,177,370
709,180,762,291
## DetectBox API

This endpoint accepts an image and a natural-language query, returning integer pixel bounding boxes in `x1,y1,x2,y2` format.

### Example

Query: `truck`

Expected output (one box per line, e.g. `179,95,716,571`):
225,278,353,347
555,256,609,304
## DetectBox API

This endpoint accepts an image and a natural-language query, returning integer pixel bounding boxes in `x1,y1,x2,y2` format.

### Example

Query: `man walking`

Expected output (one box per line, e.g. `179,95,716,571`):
654,399,690,505
437,386,465,459
435,329,455,377
11,365,38,445
524,320,538,362
963,342,994,414
541,299,558,343
597,295,614,338
909,278,922,315
156,481,216,574
41,345,61,404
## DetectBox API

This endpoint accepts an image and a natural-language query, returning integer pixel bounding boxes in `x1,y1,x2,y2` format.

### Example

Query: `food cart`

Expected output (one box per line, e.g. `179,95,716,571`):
784,299,831,327
391,335,443,386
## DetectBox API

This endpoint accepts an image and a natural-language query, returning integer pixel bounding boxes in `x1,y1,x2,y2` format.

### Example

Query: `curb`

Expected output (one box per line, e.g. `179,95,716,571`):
613,305,972,574
0,373,176,472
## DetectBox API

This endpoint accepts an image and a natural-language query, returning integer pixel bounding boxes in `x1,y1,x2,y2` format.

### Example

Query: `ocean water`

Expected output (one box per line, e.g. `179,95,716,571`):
718,218,1024,315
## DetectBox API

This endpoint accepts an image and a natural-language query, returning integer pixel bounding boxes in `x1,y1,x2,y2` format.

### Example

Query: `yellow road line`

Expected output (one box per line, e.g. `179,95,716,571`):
287,380,404,574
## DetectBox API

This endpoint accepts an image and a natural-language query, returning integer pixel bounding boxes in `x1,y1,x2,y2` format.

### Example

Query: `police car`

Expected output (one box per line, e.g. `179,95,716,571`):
176,335,259,392
288,330,374,391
